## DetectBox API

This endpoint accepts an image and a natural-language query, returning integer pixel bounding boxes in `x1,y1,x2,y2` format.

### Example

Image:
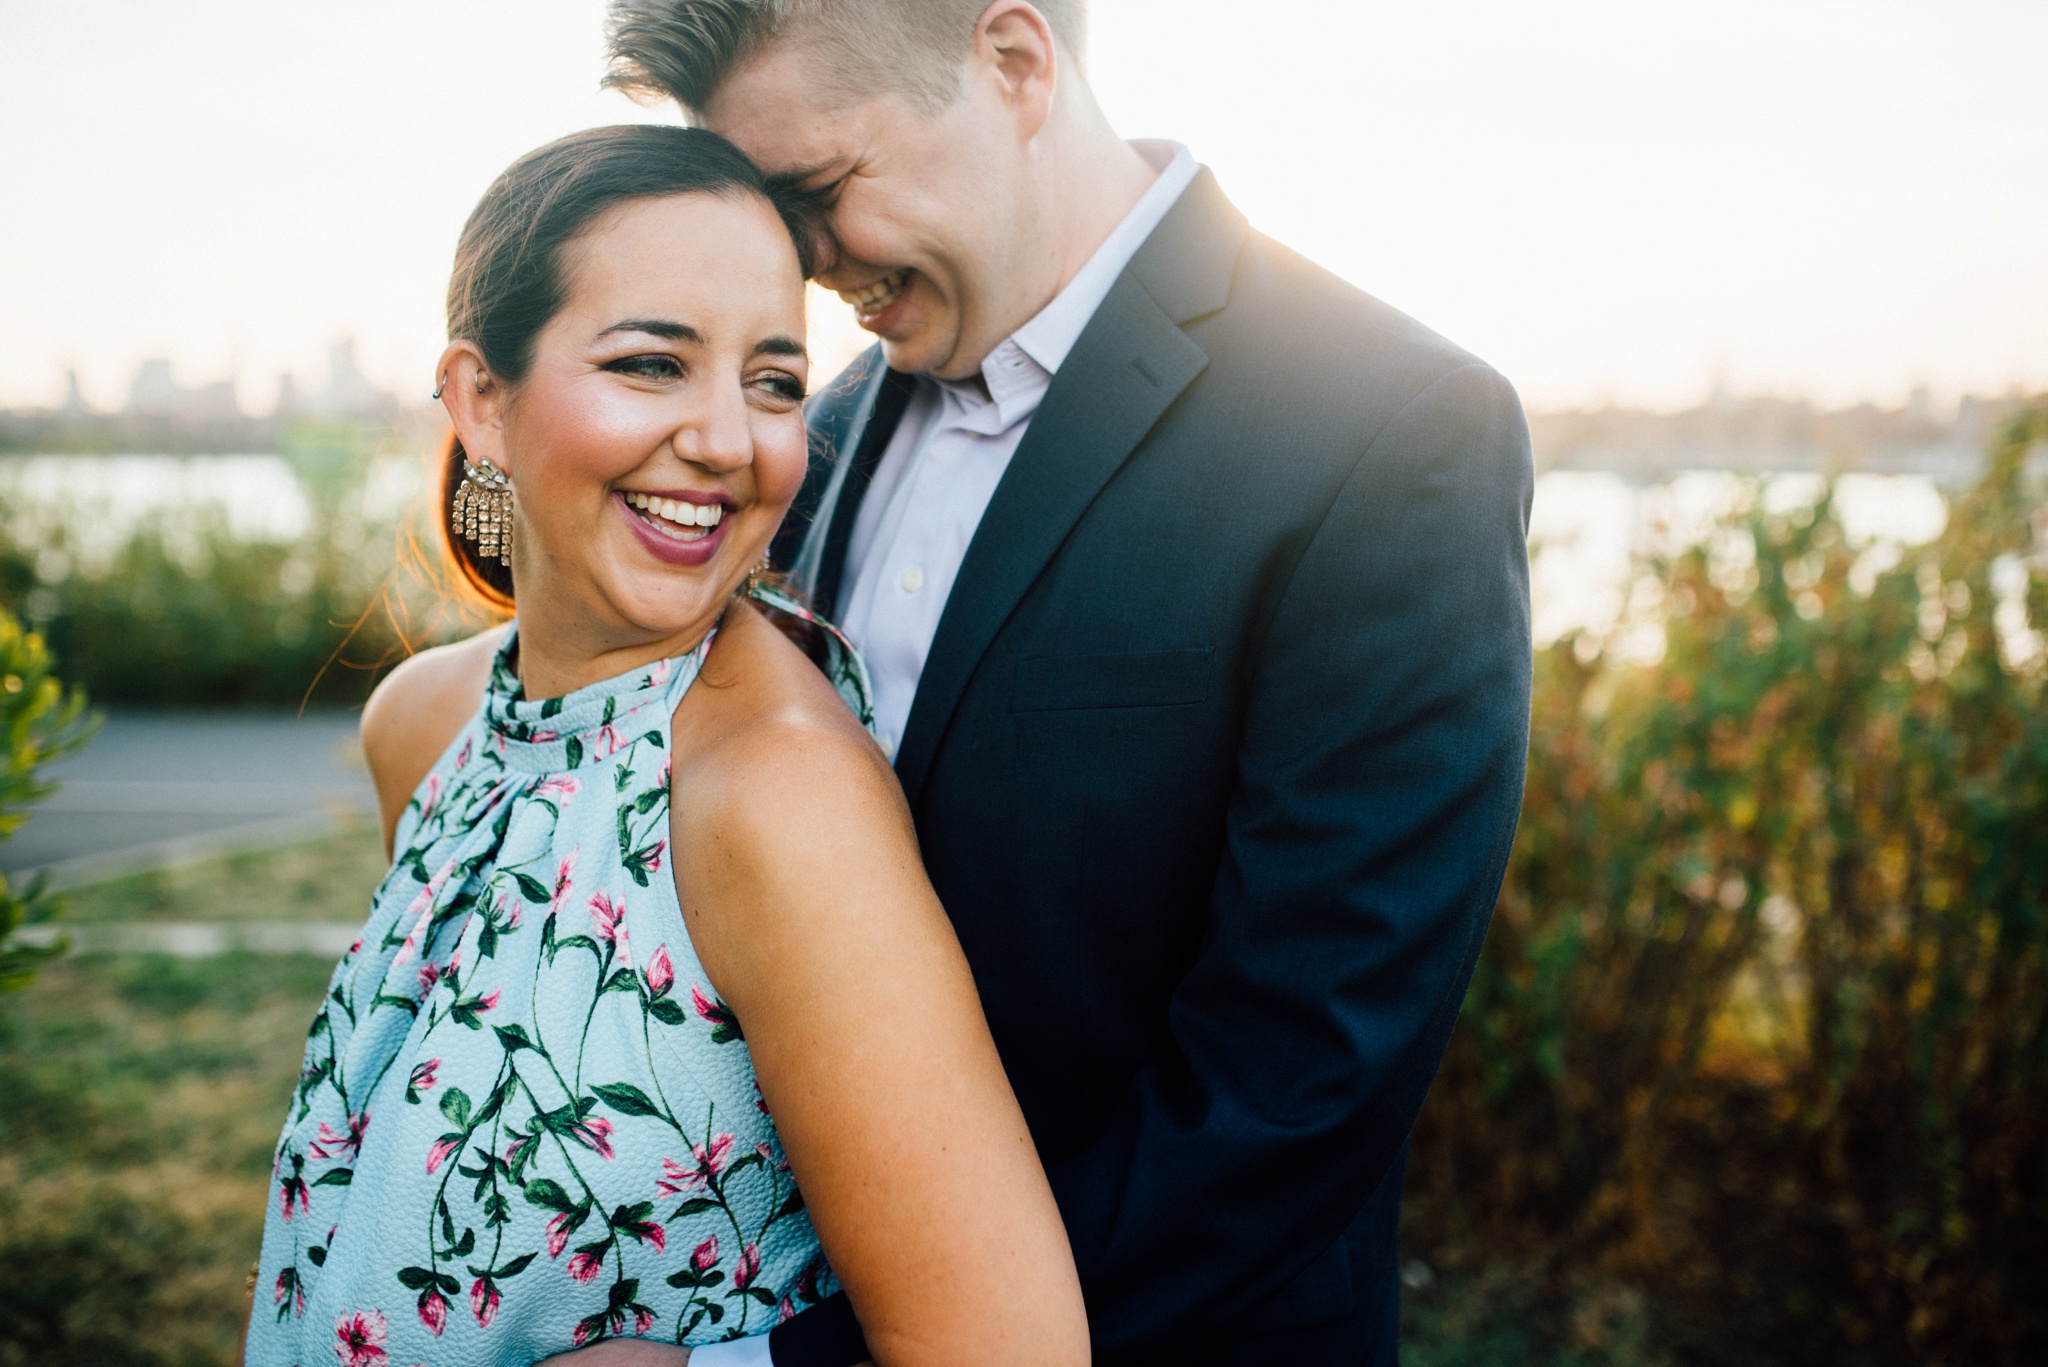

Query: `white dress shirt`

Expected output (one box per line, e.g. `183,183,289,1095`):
835,140,1200,758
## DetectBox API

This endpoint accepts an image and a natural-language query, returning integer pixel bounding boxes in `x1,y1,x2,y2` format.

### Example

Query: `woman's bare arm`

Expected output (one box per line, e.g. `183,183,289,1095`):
668,610,1089,1367
358,627,504,856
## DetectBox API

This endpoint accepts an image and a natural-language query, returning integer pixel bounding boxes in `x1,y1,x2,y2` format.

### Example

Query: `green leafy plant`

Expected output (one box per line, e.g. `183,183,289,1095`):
1409,402,2048,1364
0,607,97,991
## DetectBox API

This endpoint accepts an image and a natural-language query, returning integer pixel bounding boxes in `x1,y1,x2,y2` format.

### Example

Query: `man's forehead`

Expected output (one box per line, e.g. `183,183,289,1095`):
699,46,865,179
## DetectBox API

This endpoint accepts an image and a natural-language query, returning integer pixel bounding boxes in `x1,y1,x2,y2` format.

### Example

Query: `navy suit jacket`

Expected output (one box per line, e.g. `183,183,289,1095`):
770,169,1531,1365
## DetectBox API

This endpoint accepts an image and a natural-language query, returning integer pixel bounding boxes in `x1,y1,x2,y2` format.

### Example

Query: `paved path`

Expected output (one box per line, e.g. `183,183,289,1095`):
1,710,376,888
12,920,362,957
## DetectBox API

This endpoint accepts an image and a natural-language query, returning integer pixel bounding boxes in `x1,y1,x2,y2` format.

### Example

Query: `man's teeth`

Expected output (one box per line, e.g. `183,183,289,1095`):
624,491,723,538
841,268,910,313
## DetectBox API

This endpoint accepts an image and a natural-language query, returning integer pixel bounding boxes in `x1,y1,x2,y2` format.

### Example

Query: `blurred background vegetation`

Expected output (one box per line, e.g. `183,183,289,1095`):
1,406,2044,1364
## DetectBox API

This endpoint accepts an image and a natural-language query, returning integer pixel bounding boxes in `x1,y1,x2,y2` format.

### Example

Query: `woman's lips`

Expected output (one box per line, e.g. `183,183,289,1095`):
614,490,731,567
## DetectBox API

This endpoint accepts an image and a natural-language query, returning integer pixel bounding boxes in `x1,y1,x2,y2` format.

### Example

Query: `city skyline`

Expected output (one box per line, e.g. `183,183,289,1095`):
3,1,2045,413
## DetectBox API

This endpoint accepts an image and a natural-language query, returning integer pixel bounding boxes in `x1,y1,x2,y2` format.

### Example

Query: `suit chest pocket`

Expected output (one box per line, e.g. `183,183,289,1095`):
1011,647,1216,712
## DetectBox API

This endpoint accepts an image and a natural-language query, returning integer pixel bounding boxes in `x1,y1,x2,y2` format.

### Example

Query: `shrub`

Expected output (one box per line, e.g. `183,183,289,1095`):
1409,404,2048,1363
0,607,96,991
0,427,484,708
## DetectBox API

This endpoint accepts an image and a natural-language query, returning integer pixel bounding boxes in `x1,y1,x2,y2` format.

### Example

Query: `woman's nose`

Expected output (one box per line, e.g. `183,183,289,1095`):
671,382,752,472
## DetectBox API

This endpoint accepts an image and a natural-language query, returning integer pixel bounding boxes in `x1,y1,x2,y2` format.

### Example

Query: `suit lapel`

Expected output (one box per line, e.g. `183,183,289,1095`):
786,354,913,608
813,367,915,615
890,270,1211,807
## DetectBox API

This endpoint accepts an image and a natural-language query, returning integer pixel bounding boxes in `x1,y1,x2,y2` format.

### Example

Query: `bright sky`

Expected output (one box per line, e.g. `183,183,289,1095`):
2,0,2043,414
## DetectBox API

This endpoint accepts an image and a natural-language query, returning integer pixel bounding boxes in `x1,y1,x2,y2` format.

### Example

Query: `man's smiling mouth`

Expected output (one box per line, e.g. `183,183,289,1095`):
839,268,910,320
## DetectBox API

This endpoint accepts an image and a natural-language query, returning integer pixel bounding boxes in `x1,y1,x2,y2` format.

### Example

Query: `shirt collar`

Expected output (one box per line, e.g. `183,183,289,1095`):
924,141,1200,435
1008,140,1199,378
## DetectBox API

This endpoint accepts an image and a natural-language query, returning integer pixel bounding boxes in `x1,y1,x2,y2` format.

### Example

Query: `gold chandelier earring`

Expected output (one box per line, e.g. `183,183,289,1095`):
451,455,514,566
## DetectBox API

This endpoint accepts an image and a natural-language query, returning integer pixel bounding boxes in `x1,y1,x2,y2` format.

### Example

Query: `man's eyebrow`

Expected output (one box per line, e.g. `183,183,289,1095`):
754,336,807,359
598,318,702,342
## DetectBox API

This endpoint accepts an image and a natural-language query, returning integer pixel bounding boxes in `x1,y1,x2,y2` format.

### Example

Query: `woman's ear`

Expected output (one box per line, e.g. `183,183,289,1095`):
437,341,510,470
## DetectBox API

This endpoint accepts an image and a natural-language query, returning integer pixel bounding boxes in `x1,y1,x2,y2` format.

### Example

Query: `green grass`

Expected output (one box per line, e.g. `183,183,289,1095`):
0,834,376,1367
60,824,388,925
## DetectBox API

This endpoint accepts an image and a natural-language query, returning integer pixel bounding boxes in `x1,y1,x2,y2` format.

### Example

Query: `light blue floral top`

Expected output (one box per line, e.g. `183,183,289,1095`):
248,587,873,1366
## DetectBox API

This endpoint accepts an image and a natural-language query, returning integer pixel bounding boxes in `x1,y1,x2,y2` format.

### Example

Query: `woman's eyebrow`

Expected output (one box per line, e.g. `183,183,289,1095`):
753,335,807,359
598,318,702,342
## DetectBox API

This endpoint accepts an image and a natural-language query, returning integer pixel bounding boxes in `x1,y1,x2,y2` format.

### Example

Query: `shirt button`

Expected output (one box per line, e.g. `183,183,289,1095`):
900,568,925,594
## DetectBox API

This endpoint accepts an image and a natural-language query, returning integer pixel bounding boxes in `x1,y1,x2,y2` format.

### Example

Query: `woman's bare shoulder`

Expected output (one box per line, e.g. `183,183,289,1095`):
361,626,506,843
671,603,897,852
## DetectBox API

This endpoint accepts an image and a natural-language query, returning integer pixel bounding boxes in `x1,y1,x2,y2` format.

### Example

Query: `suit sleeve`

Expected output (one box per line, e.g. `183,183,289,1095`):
1047,361,1534,1355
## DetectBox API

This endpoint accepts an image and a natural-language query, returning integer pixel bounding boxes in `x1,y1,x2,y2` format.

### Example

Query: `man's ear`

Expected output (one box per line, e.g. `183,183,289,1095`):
974,0,1058,140
436,341,510,470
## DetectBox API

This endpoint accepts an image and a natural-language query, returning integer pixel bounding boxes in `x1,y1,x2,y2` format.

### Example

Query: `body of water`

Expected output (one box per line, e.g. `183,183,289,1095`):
3,453,1951,646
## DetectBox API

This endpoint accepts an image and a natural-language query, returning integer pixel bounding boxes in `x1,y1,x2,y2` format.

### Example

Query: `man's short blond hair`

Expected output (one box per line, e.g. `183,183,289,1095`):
605,0,1088,116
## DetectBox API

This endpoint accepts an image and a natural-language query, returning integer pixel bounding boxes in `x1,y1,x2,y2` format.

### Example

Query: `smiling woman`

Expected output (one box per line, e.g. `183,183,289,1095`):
431,126,817,613
238,123,1089,1367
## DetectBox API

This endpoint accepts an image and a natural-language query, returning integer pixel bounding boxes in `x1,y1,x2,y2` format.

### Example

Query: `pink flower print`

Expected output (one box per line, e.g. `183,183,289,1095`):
568,1250,605,1283
417,1288,449,1337
733,1242,762,1291
691,1235,720,1273
619,1207,667,1251
348,936,364,955
588,891,632,970
280,1172,310,1222
547,850,578,919
311,1109,371,1162
570,1114,615,1160
455,735,473,770
545,1211,573,1258
499,895,522,931
531,729,559,743
536,774,580,805
425,1137,459,1175
474,988,501,1013
658,1132,732,1195
593,723,624,758
409,1058,441,1095
470,1276,500,1328
649,657,673,687
691,984,718,1021
635,1306,656,1335
779,1296,797,1324
333,1309,389,1367
416,961,441,996
419,773,443,821
645,945,674,998
393,856,461,967
643,838,667,874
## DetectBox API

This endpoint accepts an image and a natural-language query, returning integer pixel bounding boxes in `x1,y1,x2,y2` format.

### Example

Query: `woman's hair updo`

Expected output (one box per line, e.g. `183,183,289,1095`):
437,124,818,608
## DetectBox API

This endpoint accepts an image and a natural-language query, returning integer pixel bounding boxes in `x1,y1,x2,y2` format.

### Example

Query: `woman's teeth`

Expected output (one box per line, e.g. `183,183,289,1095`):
624,491,723,540
841,268,910,316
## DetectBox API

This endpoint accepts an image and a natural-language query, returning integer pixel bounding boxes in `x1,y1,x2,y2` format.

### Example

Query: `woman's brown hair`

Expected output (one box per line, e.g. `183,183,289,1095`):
437,124,818,609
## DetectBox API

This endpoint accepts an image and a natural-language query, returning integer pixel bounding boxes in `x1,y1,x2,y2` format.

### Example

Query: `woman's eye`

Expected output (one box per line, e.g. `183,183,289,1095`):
753,372,806,404
604,354,684,380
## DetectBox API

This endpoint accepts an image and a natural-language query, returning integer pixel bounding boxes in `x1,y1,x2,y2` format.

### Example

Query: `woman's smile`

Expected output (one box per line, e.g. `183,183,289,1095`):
614,487,735,567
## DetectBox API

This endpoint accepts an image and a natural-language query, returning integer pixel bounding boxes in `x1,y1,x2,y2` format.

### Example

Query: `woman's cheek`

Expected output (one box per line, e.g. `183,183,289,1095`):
754,415,810,511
